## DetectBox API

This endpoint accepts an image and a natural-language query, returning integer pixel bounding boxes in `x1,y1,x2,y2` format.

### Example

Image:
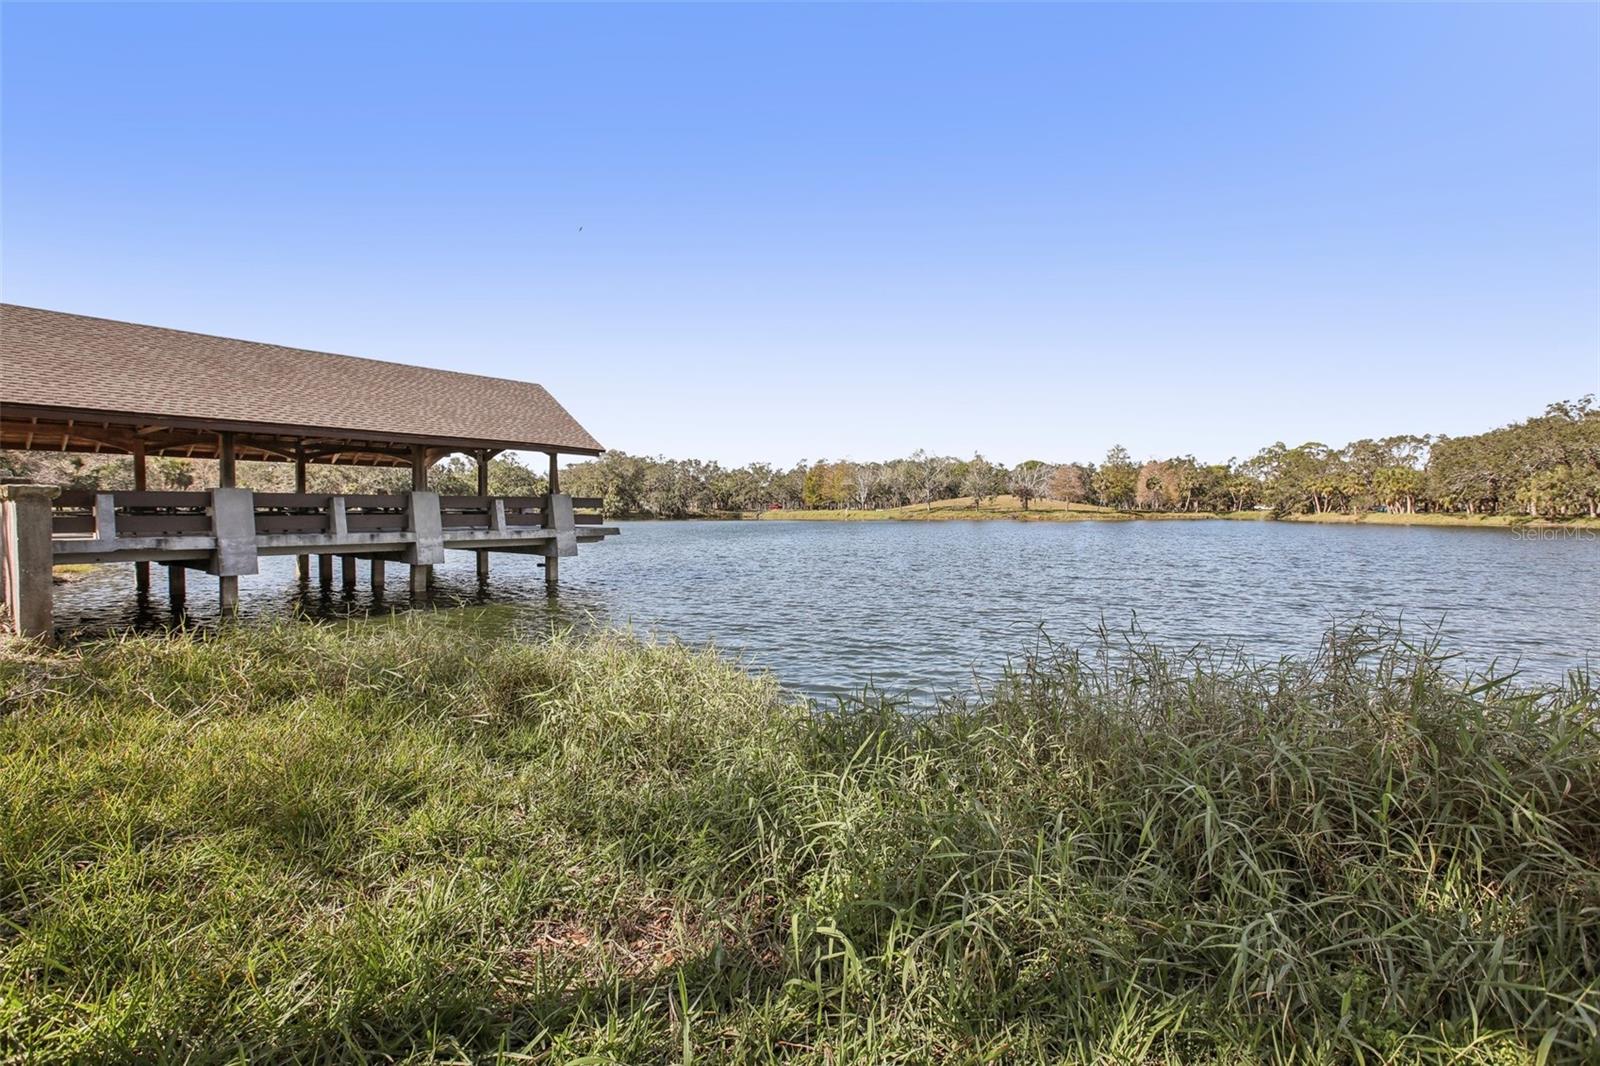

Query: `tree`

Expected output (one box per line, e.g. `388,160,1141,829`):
960,454,1003,506
1048,463,1092,504
849,462,881,510
1008,460,1054,510
1250,442,1342,515
1220,467,1258,513
906,450,953,512
802,461,851,510
1373,466,1424,514
564,451,648,516
1093,446,1139,510
1135,460,1178,511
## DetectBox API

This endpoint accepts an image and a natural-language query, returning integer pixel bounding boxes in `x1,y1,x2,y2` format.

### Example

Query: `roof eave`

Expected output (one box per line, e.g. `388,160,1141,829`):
0,403,605,458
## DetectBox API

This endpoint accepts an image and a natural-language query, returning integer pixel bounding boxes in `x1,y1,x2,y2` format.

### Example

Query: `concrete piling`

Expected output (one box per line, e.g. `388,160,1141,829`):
0,485,61,639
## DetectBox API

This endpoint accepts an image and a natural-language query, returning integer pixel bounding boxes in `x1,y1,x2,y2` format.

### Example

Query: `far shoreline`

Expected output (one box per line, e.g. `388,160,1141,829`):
611,496,1600,531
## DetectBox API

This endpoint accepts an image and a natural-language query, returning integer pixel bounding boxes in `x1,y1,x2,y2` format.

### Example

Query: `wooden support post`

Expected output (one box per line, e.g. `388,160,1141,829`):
218,432,237,488
0,485,60,639
318,553,333,588
341,555,357,590
167,562,186,611
370,558,385,595
411,445,429,491
546,452,560,591
409,448,433,591
133,444,150,593
209,448,243,616
412,444,431,586
476,450,490,581
294,442,309,581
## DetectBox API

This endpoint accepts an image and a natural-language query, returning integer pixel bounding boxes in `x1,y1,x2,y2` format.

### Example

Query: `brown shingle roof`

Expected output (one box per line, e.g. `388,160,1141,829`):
0,304,604,455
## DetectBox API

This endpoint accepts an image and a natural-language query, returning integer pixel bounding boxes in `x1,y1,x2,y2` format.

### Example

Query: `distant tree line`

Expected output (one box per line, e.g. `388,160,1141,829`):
5,397,1597,520
559,397,1600,520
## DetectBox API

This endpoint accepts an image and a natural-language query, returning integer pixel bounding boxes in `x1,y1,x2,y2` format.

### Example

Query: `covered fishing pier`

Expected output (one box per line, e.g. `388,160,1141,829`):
0,304,618,637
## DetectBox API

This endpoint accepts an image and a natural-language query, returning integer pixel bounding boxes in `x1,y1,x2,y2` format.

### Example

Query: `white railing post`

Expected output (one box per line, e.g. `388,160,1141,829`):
93,493,118,545
404,491,444,594
209,487,258,614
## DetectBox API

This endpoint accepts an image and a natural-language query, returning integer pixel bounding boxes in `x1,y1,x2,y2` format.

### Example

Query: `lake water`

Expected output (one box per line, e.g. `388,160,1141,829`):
51,519,1600,698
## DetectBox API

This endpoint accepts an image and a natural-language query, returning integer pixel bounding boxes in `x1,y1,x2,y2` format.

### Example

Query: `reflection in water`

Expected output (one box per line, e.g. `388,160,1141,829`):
52,520,1600,698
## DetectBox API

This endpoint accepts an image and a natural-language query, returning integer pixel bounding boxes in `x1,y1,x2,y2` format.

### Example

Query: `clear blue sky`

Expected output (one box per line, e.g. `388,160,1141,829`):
3,3,1596,467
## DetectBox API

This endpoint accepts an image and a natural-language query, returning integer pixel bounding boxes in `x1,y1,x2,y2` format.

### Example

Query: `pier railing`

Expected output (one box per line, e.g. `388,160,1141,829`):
50,491,607,544
6,485,617,638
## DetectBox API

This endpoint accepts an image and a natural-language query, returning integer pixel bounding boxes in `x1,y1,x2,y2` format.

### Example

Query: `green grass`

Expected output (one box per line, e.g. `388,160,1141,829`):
49,564,98,584
2,618,1597,1064
759,497,1600,529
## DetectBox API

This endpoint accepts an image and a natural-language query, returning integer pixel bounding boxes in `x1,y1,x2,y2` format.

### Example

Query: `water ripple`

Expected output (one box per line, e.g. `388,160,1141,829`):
50,520,1600,698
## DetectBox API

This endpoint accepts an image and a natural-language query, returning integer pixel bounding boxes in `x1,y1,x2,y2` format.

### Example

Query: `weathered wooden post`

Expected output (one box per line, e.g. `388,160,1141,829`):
545,452,560,591
132,443,150,593
216,432,240,612
476,450,490,582
317,554,333,589
0,484,60,639
294,442,309,582
409,445,434,593
341,555,357,591
370,557,385,595
167,562,186,611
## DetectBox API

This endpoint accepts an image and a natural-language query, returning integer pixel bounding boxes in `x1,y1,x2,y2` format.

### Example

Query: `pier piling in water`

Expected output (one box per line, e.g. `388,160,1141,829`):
294,445,309,582
0,484,60,639
167,563,186,611
476,451,491,582
133,444,149,594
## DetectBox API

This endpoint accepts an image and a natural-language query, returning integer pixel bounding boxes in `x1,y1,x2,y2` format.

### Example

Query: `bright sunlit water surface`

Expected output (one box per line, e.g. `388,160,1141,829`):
51,520,1600,699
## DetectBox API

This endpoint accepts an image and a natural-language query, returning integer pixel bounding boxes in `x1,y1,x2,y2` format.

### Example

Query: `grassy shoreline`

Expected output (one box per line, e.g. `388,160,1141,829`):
2,617,1597,1062
745,496,1600,529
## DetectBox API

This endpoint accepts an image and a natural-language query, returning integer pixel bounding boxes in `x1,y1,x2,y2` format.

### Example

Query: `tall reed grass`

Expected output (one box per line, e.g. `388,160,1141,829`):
1,617,1595,1063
